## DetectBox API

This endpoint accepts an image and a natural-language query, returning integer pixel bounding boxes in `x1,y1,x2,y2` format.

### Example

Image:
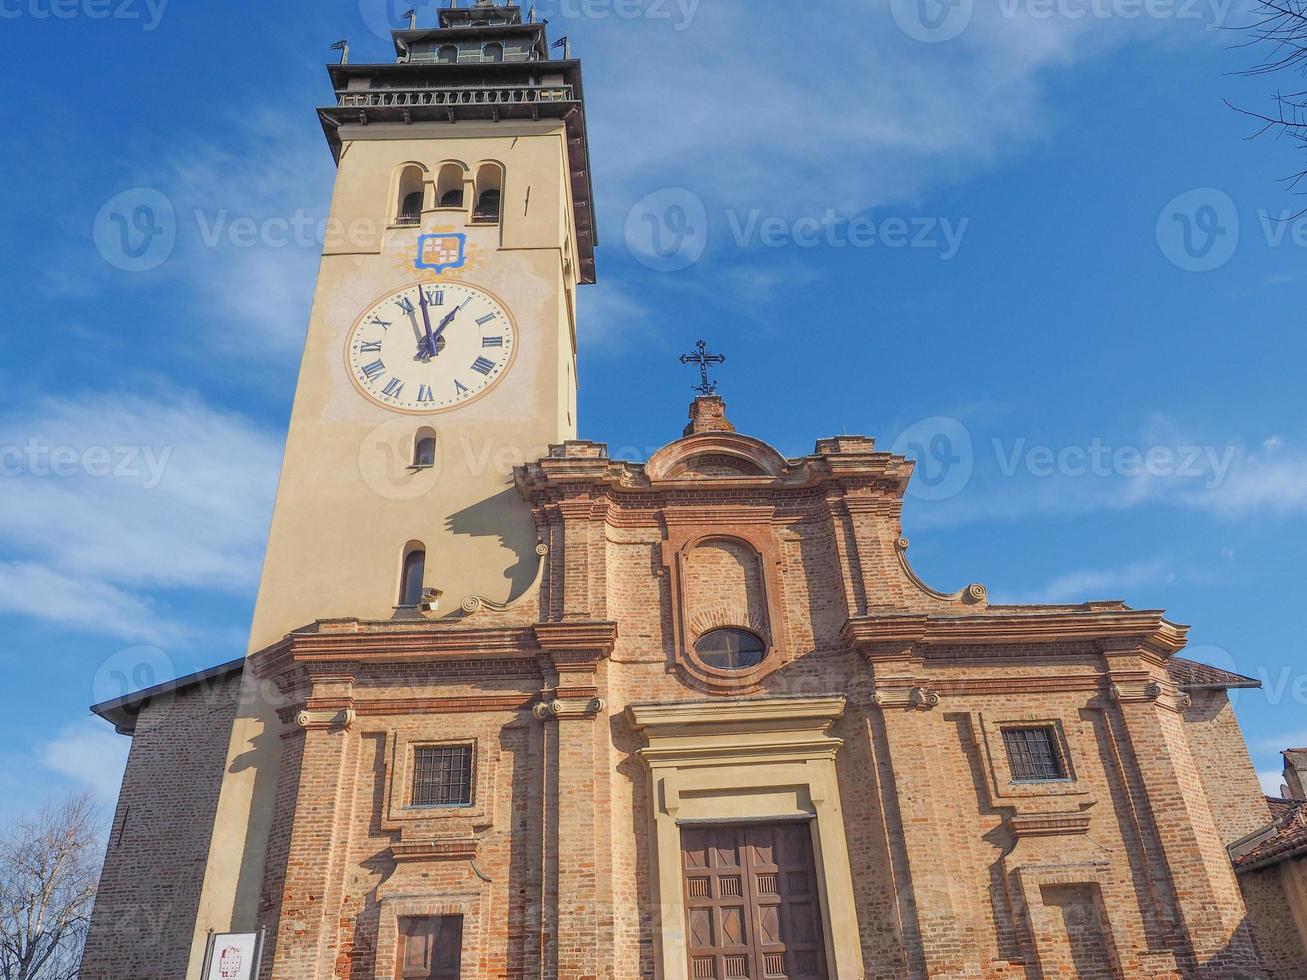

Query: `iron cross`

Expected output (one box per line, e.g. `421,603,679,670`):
680,340,727,396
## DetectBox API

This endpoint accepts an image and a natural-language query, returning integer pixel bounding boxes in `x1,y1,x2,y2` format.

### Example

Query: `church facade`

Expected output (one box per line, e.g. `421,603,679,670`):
81,4,1281,978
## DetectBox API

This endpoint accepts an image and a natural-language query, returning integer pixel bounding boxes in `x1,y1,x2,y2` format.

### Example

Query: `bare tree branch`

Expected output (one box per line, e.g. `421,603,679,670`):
0,794,101,980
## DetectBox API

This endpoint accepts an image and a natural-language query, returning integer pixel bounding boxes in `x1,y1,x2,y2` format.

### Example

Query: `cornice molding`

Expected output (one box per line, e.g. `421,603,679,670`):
516,436,914,501
843,608,1189,657
250,620,543,678
531,620,618,658
627,694,846,733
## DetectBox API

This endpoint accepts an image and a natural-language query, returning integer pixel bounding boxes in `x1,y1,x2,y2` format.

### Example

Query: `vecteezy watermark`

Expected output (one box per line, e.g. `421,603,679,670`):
543,0,700,31
92,188,391,272
726,209,969,259
890,417,1241,501
1,440,172,488
625,188,710,272
624,188,969,270
992,437,1236,487
0,0,169,30
893,0,1235,42
1155,189,1307,271
1156,188,1239,272
93,187,177,273
890,0,974,42
192,209,377,250
892,417,975,501
91,645,175,706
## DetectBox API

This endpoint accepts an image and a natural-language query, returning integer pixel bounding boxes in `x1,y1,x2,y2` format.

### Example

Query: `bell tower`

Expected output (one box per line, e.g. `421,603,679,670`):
245,0,595,651
182,8,596,972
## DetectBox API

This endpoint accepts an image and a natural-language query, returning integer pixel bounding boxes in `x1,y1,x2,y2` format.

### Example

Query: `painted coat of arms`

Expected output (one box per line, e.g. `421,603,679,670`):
416,233,467,273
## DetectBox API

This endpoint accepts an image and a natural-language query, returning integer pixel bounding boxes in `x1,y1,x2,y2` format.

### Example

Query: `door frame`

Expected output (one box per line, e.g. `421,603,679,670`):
627,696,865,980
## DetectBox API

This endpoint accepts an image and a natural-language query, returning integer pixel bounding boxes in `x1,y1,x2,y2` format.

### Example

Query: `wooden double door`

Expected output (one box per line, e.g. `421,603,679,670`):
681,822,828,980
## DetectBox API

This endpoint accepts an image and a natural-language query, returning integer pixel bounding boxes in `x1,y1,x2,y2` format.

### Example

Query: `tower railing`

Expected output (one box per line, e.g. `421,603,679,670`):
336,84,574,108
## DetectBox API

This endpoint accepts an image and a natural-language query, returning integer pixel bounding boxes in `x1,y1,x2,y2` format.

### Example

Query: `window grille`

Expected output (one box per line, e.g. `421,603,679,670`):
1002,726,1066,781
411,745,473,806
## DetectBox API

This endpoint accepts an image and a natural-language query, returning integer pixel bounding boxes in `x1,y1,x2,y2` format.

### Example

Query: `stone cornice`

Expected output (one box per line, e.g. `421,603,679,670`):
843,608,1189,657
516,435,913,501
532,620,618,659
250,619,543,678
627,694,846,733
388,837,479,862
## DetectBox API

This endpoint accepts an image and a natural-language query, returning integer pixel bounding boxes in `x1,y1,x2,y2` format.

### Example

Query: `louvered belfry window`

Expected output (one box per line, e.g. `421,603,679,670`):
411,745,474,807
1002,727,1066,781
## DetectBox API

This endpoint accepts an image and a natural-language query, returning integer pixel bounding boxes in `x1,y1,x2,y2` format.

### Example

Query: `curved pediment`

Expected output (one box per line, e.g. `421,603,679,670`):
646,433,790,483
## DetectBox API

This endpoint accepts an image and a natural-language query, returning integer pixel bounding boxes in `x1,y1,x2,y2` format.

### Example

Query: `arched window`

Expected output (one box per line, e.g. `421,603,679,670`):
483,41,504,63
472,164,502,223
694,628,766,671
436,163,465,209
438,44,458,63
395,164,425,224
399,546,426,607
413,428,436,468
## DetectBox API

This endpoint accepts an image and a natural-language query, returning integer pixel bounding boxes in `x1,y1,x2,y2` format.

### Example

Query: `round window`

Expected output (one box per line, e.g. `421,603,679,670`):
694,628,766,671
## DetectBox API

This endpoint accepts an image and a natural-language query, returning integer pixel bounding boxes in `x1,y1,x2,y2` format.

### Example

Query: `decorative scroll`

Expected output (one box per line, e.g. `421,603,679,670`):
459,543,549,616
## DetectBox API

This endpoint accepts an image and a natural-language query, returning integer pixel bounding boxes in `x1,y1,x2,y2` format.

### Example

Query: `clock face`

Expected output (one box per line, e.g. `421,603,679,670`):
345,281,517,413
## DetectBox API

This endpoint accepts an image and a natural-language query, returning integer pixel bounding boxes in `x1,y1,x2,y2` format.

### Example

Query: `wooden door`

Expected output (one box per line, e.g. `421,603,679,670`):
681,823,828,980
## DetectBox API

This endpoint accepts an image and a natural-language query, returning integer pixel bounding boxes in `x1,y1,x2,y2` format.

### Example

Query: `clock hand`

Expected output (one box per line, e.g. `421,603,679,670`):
427,301,465,355
417,287,436,360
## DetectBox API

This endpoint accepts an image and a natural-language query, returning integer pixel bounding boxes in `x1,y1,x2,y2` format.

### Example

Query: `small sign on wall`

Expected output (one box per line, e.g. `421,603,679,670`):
202,931,263,980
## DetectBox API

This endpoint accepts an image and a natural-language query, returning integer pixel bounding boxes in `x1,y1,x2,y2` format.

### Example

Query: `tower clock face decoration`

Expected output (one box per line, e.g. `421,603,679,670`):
345,281,517,413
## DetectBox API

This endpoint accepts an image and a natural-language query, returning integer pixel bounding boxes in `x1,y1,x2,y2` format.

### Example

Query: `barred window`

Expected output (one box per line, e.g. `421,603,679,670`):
1002,727,1066,782
411,745,473,807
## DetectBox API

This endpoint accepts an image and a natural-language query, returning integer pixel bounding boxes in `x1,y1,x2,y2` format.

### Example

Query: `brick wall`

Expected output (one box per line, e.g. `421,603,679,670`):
1182,689,1273,844
1240,861,1307,978
81,670,242,979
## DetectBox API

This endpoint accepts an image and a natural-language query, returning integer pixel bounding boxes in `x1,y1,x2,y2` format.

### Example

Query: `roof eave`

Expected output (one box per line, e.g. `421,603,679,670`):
90,657,245,736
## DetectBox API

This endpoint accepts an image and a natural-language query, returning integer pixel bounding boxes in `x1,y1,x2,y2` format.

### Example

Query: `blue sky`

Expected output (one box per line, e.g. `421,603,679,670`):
1,0,1305,822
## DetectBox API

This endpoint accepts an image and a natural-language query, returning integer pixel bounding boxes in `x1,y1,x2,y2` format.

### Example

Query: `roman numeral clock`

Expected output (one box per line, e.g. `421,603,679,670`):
346,281,517,412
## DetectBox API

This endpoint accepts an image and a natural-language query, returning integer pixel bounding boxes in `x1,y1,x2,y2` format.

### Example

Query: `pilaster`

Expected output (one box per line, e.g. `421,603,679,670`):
1101,644,1266,976
532,621,617,980
264,666,359,980
858,640,983,977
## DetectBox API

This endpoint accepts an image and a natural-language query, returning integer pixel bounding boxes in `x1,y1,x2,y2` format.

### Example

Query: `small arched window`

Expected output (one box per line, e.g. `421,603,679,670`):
472,164,502,223
483,41,504,63
438,44,458,63
694,628,766,671
436,163,465,209
413,429,437,468
399,546,426,607
395,165,425,225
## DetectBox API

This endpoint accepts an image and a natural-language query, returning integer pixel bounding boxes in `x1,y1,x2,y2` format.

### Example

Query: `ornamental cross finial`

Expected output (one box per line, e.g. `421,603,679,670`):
679,339,727,396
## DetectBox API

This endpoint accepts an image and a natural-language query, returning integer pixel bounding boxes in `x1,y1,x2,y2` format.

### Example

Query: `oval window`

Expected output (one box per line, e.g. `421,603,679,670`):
694,628,766,671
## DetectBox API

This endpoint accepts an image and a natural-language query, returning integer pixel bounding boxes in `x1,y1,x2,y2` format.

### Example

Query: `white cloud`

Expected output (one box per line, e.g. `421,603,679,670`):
993,557,1176,604
0,391,282,641
1183,439,1307,517
40,720,131,806
582,0,1236,223
79,106,332,359
905,417,1307,529
0,563,185,645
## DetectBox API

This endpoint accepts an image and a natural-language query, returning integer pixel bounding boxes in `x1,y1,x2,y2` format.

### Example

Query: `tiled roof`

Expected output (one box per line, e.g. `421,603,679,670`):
1167,657,1261,690
1268,796,1297,820
1234,800,1307,872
